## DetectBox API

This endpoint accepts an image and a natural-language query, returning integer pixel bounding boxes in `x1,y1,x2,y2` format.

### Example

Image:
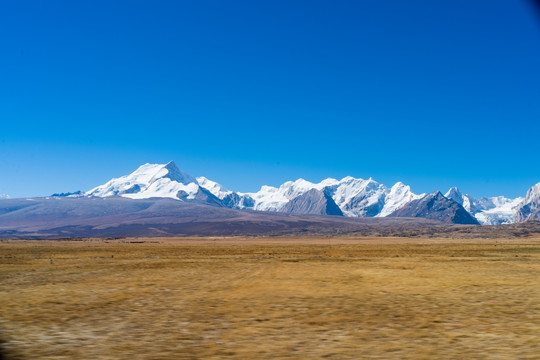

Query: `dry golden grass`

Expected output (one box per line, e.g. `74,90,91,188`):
1,236,540,359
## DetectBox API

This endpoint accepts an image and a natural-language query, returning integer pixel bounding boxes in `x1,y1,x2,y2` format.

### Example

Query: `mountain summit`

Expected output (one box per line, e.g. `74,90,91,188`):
154,161,197,185
516,182,540,222
280,189,343,216
86,161,205,201
444,187,522,225
82,161,538,225
389,191,480,225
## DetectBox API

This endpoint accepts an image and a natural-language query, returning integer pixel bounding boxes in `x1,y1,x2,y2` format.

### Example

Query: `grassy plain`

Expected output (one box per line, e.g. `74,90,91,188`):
1,236,540,359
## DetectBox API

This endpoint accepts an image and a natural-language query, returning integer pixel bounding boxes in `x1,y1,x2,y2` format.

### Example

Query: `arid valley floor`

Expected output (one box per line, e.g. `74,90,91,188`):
1,236,540,359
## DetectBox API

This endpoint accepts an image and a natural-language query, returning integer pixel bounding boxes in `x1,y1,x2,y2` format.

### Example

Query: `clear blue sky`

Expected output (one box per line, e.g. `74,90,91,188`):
1,0,539,198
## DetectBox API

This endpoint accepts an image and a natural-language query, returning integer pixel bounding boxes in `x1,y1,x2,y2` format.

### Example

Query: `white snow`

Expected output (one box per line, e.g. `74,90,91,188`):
245,176,421,218
196,176,232,200
330,177,386,217
521,182,540,207
83,160,538,224
318,178,340,188
246,177,349,212
514,182,540,222
444,187,522,225
84,161,423,217
86,161,200,200
123,179,200,200
246,178,327,211
474,197,523,225
247,185,290,211
378,182,424,217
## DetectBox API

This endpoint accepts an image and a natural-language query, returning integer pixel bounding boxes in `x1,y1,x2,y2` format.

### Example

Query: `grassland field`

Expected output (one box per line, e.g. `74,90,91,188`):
1,236,540,359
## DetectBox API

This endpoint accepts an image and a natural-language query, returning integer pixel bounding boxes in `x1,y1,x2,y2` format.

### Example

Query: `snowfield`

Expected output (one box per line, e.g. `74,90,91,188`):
82,161,539,225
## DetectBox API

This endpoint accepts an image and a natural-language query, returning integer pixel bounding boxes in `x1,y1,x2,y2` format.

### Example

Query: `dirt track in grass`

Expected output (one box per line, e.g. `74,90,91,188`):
1,236,540,359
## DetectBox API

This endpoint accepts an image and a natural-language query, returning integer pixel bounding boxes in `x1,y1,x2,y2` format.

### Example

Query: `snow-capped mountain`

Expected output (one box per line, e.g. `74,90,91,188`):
515,182,540,222
279,188,343,216
389,191,480,225
196,176,232,200
378,182,424,217
84,162,422,218
330,177,387,217
0,194,10,200
445,187,477,213
86,161,222,205
246,178,338,212
444,187,522,225
196,176,254,209
81,161,539,225
244,176,423,218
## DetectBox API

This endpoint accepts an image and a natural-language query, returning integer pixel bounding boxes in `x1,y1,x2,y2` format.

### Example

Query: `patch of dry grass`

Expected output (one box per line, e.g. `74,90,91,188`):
1,237,540,359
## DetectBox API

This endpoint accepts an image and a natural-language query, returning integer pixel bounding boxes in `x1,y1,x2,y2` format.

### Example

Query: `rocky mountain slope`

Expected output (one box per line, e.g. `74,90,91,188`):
444,187,523,225
516,183,540,222
82,162,428,218
0,197,442,238
279,189,343,216
55,161,540,225
1,197,539,239
388,191,480,225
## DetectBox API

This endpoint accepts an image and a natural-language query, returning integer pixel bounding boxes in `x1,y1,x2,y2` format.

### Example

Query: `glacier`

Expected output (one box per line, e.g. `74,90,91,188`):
444,187,522,225
81,161,539,225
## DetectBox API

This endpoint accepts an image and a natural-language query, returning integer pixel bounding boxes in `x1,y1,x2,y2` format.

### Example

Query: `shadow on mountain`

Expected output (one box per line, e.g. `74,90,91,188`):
1,197,539,239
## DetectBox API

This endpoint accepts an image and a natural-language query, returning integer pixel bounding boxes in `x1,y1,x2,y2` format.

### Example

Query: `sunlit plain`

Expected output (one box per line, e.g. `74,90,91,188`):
1,237,540,359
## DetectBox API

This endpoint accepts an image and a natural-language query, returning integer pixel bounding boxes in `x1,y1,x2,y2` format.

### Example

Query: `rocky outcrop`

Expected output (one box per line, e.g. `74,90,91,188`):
389,191,479,225
279,189,343,216
515,183,540,222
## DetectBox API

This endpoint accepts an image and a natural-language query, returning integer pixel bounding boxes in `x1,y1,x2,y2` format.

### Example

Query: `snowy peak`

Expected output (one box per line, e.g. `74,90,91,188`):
331,177,387,217
81,160,538,225
280,178,317,199
246,177,339,212
247,184,289,211
246,176,422,218
196,176,232,200
153,161,197,185
445,187,464,204
524,182,540,203
444,187,475,213
86,161,202,201
516,182,540,222
389,191,479,225
318,178,340,188
378,182,423,217
390,182,415,194
443,186,522,225
429,191,445,201
195,176,254,209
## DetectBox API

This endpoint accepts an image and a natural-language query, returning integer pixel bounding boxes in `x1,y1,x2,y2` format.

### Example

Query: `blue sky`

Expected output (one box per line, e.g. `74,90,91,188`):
1,0,539,198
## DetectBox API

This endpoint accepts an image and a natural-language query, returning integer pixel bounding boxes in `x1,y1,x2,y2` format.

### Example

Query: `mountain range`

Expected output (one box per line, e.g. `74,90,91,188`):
78,161,539,225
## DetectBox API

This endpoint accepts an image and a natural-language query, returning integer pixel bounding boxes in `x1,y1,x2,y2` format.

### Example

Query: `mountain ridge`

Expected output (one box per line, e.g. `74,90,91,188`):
47,161,540,225
389,191,480,225
2,197,540,239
